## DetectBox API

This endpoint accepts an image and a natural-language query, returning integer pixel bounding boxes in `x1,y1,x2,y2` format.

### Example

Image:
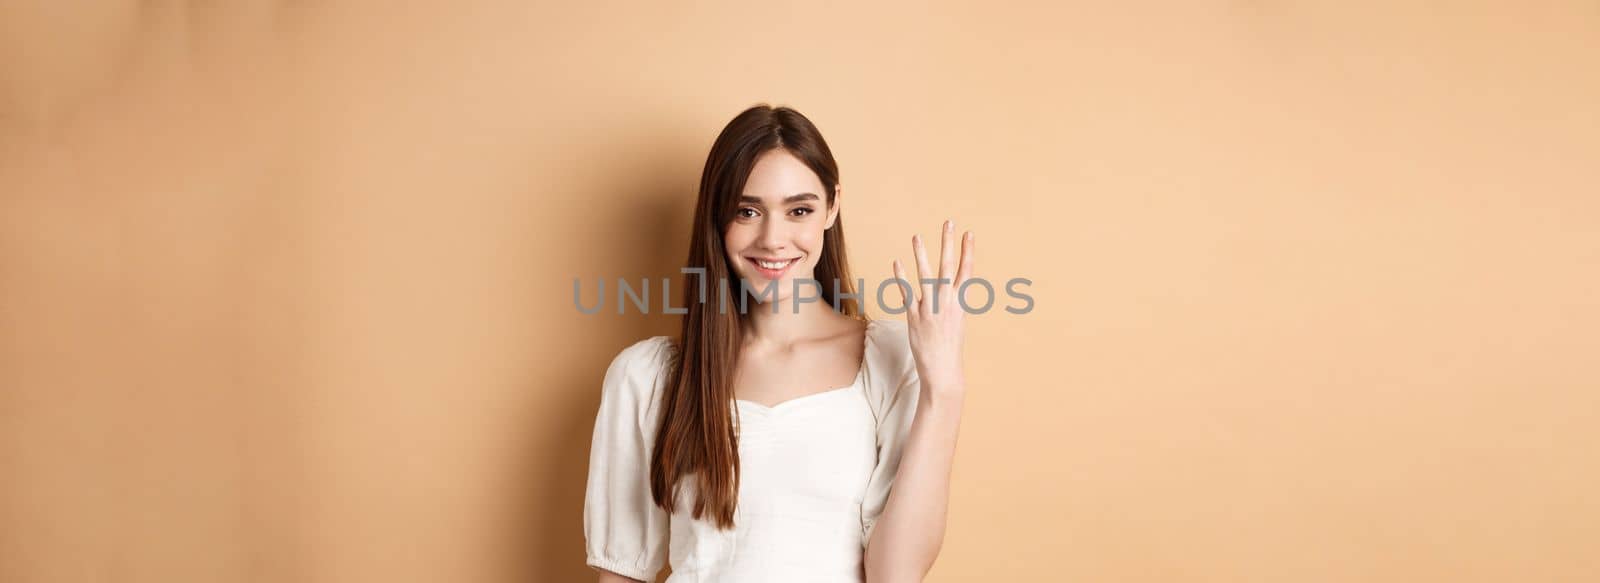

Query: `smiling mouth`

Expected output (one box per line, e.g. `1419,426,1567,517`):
746,256,800,276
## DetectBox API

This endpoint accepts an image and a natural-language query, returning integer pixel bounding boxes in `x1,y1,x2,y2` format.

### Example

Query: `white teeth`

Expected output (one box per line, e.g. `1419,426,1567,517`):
755,258,794,269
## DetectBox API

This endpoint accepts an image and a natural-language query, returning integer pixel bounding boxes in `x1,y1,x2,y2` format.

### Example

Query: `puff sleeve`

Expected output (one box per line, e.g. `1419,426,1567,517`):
858,320,922,549
583,336,675,581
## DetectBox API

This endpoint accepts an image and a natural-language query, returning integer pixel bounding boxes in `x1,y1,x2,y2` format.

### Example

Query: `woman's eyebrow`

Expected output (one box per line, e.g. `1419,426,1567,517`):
738,193,820,205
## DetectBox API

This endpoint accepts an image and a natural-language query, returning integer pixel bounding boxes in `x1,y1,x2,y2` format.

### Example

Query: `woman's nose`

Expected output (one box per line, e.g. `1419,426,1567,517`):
757,217,787,248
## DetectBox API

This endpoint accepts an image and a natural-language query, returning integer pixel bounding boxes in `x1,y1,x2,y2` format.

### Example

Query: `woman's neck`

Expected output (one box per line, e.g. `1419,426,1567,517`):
740,296,847,348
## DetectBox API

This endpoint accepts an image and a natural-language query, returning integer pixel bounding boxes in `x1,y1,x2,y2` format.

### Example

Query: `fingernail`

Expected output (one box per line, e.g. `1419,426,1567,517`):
944,219,952,231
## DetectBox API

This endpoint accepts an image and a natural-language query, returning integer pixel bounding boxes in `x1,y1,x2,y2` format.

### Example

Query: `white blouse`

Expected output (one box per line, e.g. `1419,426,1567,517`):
584,319,921,582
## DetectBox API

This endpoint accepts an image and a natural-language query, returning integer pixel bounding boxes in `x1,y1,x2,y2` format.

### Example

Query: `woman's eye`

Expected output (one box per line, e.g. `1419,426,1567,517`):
791,207,814,217
736,208,758,219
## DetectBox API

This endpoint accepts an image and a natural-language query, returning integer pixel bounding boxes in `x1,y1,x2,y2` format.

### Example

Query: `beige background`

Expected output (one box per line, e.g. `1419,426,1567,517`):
3,1,1598,581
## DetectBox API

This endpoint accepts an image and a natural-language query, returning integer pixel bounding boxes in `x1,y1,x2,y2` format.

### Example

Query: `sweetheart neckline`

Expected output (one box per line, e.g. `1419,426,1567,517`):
732,320,875,412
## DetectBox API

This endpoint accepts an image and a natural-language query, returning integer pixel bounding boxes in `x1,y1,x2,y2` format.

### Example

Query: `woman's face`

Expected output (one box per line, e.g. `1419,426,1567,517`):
723,149,840,304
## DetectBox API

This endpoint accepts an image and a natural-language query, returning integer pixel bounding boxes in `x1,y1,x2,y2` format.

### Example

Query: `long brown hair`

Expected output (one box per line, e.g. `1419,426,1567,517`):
649,104,862,529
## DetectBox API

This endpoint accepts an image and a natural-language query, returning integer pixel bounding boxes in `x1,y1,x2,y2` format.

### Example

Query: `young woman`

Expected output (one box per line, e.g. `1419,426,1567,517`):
584,104,974,582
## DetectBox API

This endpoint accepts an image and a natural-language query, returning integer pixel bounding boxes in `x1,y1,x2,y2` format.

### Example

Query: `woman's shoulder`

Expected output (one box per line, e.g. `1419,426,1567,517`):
866,317,908,336
601,335,678,399
863,318,917,392
865,318,911,358
613,334,677,366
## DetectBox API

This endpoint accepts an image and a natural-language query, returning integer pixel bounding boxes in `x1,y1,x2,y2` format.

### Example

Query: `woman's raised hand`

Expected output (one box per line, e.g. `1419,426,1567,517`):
891,219,974,396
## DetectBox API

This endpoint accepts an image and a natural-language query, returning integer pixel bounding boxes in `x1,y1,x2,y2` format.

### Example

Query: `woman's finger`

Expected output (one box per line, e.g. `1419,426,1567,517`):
892,259,914,313
938,219,957,285
956,231,975,287
912,233,934,307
